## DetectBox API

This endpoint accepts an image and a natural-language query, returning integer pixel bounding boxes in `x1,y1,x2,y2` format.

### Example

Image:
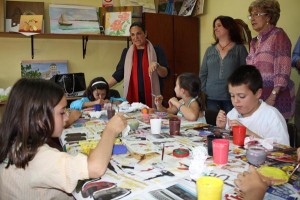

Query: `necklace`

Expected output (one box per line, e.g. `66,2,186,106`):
218,42,231,50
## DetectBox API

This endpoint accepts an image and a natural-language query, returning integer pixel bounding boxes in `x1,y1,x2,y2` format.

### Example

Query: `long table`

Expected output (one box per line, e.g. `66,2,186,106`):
60,110,300,200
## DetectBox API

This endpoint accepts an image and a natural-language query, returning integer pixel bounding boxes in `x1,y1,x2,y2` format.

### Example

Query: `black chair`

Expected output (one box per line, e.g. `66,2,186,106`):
205,109,219,126
287,123,297,148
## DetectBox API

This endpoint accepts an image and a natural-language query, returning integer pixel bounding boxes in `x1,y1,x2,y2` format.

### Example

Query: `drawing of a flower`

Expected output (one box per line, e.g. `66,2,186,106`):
110,20,122,31
118,12,130,21
107,12,131,36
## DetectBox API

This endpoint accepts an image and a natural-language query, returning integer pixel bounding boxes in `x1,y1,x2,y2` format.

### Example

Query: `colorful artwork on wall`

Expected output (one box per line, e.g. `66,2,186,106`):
105,12,131,36
19,15,43,33
49,4,100,34
99,6,142,28
21,60,68,80
5,1,44,32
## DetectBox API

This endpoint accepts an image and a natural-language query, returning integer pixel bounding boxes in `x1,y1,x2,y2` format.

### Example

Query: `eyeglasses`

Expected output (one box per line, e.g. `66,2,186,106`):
248,13,267,20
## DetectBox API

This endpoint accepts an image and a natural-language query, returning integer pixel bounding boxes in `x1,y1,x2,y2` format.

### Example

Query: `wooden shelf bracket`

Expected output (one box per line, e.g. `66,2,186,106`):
82,36,89,59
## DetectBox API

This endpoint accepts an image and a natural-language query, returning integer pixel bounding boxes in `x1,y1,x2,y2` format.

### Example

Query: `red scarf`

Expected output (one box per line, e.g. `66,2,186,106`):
127,43,152,106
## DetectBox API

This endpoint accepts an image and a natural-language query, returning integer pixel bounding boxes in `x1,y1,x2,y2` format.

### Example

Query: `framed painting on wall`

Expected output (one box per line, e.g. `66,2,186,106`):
99,6,142,28
21,60,68,80
49,4,100,34
5,1,44,32
105,12,131,36
19,15,43,33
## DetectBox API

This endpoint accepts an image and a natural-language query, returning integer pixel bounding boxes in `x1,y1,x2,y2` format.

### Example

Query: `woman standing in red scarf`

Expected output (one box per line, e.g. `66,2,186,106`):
108,22,169,107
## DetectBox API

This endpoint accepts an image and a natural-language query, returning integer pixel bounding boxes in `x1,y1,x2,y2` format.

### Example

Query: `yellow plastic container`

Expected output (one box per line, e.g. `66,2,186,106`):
196,176,224,200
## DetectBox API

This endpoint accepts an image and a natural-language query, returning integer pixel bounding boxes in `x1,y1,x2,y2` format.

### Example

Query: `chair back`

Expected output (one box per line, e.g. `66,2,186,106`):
287,123,297,148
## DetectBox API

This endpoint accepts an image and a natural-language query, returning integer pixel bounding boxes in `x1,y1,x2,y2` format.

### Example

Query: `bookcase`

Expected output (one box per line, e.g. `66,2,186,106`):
143,13,200,102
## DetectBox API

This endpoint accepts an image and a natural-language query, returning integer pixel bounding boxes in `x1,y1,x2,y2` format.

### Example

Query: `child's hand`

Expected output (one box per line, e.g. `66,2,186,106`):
228,119,243,128
234,165,270,200
95,99,105,105
154,95,163,106
168,97,179,108
216,110,227,128
105,112,127,138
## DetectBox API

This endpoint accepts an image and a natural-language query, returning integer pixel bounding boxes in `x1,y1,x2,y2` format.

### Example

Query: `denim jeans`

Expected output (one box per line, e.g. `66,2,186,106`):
206,99,233,114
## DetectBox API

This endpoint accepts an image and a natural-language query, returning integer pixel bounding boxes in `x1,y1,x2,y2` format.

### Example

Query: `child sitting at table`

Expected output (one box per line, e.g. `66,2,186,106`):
154,73,206,122
216,65,289,145
0,78,127,199
70,77,126,110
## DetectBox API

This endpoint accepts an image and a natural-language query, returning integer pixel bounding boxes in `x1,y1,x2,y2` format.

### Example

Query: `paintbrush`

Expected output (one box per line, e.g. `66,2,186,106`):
161,144,165,161
289,162,300,179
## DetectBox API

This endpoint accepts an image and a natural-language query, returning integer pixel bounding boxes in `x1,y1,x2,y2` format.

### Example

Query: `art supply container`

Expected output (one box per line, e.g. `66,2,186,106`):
94,104,101,111
150,118,162,134
212,139,229,164
196,176,224,200
232,125,246,146
169,117,181,135
207,134,223,156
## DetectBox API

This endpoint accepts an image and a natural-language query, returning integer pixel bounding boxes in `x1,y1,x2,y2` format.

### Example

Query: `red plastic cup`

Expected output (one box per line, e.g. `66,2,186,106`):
232,126,246,146
212,139,229,164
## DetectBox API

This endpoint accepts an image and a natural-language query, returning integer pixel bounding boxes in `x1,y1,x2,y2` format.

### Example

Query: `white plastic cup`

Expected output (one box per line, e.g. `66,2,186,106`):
150,118,162,134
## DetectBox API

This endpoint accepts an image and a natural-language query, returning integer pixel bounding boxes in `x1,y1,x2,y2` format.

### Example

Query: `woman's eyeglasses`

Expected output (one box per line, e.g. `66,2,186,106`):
248,13,267,20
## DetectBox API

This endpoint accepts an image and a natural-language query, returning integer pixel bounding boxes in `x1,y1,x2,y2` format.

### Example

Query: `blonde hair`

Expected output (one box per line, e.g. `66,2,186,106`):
248,0,280,25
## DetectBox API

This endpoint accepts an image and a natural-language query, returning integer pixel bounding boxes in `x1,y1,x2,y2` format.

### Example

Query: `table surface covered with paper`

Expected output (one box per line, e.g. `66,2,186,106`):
60,105,300,200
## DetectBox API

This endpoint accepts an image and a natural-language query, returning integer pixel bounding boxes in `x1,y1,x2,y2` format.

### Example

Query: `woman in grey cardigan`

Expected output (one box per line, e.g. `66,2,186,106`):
200,16,248,113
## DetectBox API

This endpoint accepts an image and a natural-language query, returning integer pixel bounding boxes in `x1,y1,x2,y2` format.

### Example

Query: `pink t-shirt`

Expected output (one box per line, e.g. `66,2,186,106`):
0,144,89,200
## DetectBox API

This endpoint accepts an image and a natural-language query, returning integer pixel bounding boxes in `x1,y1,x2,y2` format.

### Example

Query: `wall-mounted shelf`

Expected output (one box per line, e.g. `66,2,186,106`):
0,32,129,59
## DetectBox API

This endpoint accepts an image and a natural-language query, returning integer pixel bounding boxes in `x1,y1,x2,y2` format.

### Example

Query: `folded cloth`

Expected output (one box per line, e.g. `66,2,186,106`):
189,146,213,180
117,102,149,113
244,136,274,150
89,111,105,118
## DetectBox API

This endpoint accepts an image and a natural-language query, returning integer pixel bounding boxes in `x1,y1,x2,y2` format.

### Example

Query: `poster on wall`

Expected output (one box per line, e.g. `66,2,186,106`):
49,4,100,34
21,60,68,80
5,1,44,32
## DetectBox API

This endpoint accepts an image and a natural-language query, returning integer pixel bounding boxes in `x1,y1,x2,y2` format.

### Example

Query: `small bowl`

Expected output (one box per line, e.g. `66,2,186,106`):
127,119,139,131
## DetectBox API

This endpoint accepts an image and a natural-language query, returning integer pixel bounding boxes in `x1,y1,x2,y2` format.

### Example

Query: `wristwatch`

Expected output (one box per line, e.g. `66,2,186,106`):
271,90,278,95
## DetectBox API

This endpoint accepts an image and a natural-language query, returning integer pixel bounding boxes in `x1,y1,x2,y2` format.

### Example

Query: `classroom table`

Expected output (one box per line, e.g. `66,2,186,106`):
60,110,300,200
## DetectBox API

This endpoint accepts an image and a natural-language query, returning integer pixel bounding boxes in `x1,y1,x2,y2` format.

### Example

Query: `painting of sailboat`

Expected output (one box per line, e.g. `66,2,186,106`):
49,4,100,34
58,13,72,26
